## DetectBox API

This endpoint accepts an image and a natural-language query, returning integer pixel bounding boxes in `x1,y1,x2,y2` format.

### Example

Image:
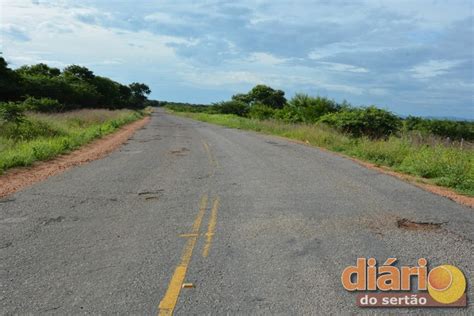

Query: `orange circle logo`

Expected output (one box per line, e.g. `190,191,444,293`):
428,265,466,304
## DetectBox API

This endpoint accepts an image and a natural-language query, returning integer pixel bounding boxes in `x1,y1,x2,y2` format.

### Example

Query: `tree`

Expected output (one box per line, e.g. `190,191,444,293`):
231,93,252,104
16,63,60,77
63,65,95,81
248,85,286,109
232,85,287,109
118,84,132,108
92,76,121,108
129,82,151,107
1,59,152,111
0,57,22,101
129,82,151,98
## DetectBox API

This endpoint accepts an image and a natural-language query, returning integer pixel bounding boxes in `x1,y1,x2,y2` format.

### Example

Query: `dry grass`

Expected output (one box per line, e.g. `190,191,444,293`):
0,109,144,173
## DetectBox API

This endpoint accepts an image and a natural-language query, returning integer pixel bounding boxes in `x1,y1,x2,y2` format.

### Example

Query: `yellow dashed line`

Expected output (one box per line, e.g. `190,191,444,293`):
202,141,219,175
159,141,222,315
158,194,208,316
202,197,219,258
178,233,199,238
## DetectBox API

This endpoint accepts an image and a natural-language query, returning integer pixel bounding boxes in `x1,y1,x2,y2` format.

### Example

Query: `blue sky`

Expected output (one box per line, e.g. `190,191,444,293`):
1,0,473,118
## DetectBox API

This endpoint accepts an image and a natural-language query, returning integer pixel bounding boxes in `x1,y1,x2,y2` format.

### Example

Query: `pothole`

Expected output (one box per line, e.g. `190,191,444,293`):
145,196,159,201
265,140,288,147
397,218,445,231
39,216,65,226
138,189,164,196
138,189,163,201
169,147,189,156
0,198,15,204
0,241,12,249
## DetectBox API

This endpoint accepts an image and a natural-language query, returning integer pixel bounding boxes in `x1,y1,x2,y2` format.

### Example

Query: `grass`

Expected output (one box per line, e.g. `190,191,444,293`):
0,109,147,173
169,111,474,196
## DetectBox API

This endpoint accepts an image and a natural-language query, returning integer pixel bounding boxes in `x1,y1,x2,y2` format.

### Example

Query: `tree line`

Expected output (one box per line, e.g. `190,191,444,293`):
166,84,474,141
0,57,151,112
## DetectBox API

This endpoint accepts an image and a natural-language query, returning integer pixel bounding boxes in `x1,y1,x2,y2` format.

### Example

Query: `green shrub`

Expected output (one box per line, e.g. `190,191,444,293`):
22,96,64,112
349,137,413,166
248,103,276,120
213,100,249,116
399,146,471,178
403,116,474,141
0,102,25,124
319,106,401,139
164,103,211,113
276,94,339,123
0,119,63,141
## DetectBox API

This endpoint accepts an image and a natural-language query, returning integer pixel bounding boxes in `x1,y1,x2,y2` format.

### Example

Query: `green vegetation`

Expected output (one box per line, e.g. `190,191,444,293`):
167,85,473,141
0,109,145,173
319,106,401,139
403,116,474,140
0,58,152,173
0,57,153,110
165,85,473,196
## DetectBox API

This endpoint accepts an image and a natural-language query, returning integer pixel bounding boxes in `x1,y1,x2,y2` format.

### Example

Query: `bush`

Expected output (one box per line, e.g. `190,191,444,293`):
22,97,64,112
404,116,474,141
248,103,276,120
0,119,63,141
0,102,25,124
319,106,401,139
214,100,249,116
275,94,339,123
163,102,211,113
398,146,472,190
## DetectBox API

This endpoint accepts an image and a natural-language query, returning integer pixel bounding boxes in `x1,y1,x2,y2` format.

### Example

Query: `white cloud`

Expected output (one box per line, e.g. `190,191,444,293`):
1,0,472,117
144,12,187,25
1,0,192,72
318,62,368,73
411,59,463,79
247,52,287,65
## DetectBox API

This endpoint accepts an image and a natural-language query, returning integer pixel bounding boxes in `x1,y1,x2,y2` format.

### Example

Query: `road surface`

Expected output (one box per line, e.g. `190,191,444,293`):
1,108,473,314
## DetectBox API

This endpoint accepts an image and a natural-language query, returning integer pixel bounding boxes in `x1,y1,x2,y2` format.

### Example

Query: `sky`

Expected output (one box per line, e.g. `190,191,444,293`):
1,0,473,118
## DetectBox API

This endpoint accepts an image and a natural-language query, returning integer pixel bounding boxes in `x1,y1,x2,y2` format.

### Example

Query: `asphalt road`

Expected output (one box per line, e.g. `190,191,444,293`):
1,109,472,314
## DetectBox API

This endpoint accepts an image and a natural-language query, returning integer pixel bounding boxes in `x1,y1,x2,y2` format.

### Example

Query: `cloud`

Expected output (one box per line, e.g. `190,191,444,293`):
318,62,369,73
411,60,464,79
1,0,473,118
144,12,188,26
1,24,30,41
247,52,288,65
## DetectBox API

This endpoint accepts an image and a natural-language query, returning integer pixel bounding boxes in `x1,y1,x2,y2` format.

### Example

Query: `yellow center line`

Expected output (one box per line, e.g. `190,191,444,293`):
202,197,220,258
202,141,219,175
158,194,208,316
178,233,199,238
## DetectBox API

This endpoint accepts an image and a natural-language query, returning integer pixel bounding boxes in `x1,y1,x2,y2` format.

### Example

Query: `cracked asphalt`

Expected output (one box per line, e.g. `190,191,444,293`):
1,108,472,314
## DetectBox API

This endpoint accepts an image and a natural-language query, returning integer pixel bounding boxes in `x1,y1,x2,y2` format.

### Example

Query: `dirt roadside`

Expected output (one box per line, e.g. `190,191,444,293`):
0,116,150,199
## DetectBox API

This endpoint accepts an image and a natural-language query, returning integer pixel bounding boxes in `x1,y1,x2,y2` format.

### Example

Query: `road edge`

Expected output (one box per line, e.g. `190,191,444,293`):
171,112,473,208
280,136,474,208
0,116,151,199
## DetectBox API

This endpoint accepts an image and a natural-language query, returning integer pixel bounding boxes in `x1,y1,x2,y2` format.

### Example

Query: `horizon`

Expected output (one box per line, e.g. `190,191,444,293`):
1,0,473,119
